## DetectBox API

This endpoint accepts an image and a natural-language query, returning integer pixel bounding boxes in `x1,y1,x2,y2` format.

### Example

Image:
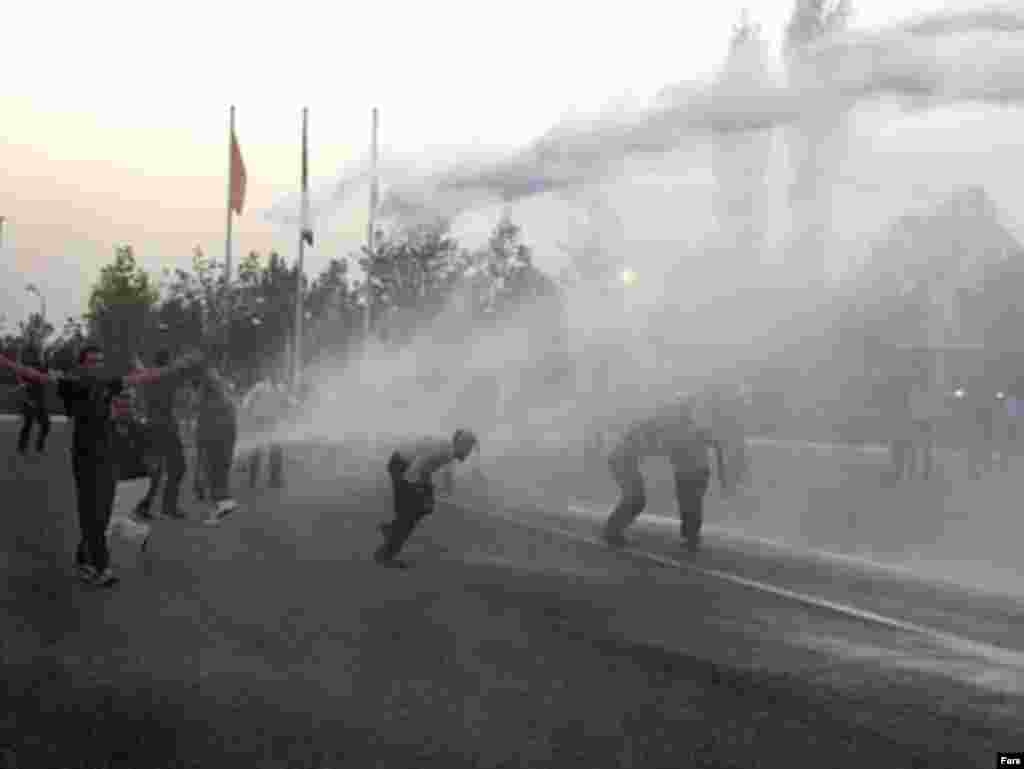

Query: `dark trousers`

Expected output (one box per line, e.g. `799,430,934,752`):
375,452,434,562
674,468,711,542
198,423,237,503
72,452,117,572
17,402,50,454
249,444,284,488
139,423,186,516
604,456,646,537
605,457,711,543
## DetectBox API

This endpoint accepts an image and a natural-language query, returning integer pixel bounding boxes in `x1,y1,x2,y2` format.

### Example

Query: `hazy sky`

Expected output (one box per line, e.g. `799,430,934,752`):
1,0,1018,329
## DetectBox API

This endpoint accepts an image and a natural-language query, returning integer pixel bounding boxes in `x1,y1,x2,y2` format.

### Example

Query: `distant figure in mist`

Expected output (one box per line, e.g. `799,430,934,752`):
960,383,998,481
243,378,290,490
1004,379,1024,468
15,344,50,456
375,429,479,568
905,372,942,482
602,396,728,554
884,380,917,487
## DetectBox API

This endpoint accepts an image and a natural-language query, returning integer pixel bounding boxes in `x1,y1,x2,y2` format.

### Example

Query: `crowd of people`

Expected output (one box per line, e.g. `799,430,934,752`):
0,343,303,587
16,327,1024,590
2,334,752,581
877,365,1024,484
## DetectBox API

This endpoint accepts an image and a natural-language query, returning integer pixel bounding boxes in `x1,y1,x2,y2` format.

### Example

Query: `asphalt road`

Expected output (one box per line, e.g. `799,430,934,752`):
1,420,1022,768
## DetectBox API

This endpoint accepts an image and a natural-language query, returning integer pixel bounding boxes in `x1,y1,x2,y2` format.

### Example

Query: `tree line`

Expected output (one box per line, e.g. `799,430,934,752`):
1,216,571,395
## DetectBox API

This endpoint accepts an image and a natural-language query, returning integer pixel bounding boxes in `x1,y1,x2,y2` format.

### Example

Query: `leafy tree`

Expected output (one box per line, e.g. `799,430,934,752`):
17,312,55,348
86,244,160,371
306,257,363,362
359,218,464,343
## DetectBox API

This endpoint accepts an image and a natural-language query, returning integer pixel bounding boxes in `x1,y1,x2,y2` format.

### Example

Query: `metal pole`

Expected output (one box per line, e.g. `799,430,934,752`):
224,106,236,371
225,106,235,288
293,107,309,388
364,108,378,339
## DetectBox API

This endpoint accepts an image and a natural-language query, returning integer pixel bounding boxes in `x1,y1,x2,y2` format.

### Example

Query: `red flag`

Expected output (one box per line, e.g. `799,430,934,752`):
230,128,247,215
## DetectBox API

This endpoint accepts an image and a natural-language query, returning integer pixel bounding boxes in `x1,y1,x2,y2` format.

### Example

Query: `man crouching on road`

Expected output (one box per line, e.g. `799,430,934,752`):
374,429,479,568
602,395,727,554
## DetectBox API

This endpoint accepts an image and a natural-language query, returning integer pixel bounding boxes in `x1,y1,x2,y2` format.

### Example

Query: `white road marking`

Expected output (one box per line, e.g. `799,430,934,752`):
450,500,1024,674
566,500,1024,602
567,501,924,580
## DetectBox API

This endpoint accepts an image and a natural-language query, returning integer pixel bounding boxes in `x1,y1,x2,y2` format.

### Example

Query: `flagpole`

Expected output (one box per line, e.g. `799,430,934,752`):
225,106,236,288
293,107,309,388
224,105,236,369
364,107,378,339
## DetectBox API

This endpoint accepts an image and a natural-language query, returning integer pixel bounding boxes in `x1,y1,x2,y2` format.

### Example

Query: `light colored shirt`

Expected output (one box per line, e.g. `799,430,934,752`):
243,382,285,421
397,437,457,484
609,415,712,470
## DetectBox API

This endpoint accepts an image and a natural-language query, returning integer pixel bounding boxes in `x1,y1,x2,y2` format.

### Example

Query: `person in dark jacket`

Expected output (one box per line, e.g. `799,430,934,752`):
134,349,189,519
193,368,239,525
0,344,203,586
15,344,50,456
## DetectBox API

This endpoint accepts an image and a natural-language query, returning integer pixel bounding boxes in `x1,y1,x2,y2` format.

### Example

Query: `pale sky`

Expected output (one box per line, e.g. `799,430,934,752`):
0,0,1013,330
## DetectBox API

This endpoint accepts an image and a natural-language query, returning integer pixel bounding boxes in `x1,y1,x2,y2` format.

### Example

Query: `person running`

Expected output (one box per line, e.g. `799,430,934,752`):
193,368,240,525
15,343,51,457
0,345,203,587
375,429,479,568
602,396,726,553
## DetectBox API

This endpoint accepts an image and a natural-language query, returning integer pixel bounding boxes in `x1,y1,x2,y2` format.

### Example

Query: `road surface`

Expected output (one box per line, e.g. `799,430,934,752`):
1,422,1021,768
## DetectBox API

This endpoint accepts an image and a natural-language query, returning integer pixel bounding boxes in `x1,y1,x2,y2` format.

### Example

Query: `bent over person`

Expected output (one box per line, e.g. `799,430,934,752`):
602,397,726,553
0,345,203,587
375,429,479,568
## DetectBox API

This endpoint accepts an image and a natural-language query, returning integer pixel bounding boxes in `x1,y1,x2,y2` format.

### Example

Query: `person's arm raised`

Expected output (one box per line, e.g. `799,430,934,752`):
0,353,52,385
124,350,205,387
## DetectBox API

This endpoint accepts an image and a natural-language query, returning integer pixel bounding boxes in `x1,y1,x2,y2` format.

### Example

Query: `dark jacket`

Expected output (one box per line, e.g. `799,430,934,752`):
57,373,125,456
197,378,237,440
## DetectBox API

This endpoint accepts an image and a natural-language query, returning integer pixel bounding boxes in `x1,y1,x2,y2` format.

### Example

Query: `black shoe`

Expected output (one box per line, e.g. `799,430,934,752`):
684,535,701,554
378,558,410,569
76,563,99,582
164,510,187,520
87,568,120,588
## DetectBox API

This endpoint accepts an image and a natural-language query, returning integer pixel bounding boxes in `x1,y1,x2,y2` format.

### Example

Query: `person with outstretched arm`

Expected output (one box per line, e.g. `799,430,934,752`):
15,343,51,456
0,344,204,587
134,349,189,519
375,429,479,568
193,368,240,526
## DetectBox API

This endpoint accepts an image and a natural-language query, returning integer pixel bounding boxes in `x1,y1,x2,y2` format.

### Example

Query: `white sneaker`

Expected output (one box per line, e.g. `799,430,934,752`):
107,515,151,544
215,499,239,520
